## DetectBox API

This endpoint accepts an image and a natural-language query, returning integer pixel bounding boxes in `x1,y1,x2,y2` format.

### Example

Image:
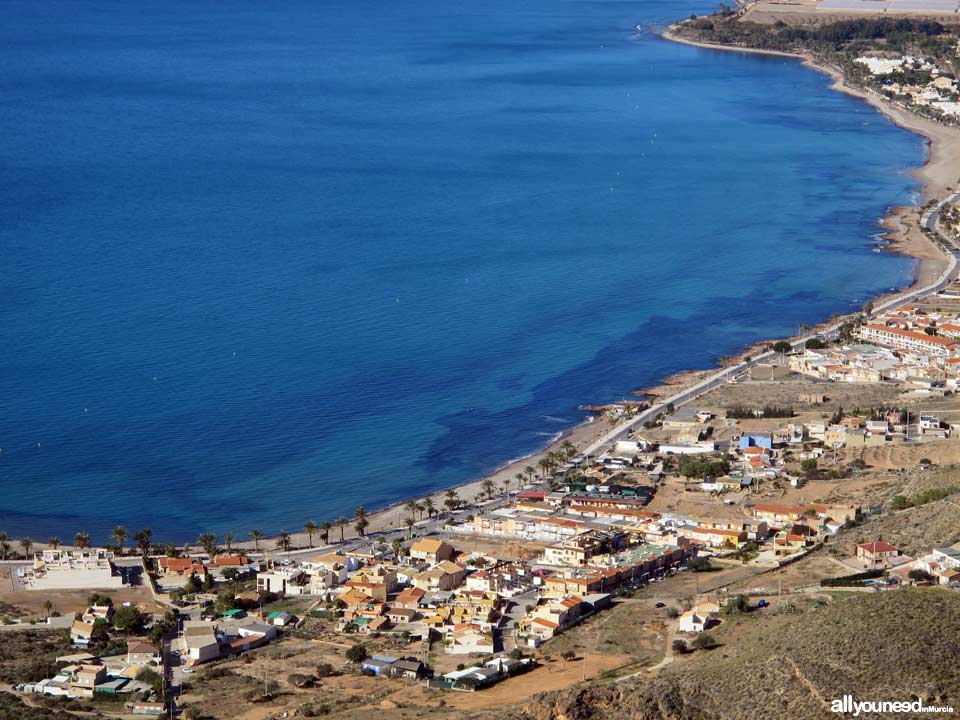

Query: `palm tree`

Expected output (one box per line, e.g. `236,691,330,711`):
0,533,9,560
515,472,525,490
537,458,551,479
74,531,90,549
391,538,403,560
19,538,32,558
320,521,332,545
415,502,426,519
42,599,54,617
525,465,536,483
135,528,152,556
561,439,576,459
423,498,436,518
47,537,61,550
335,517,348,542
481,479,496,501
444,489,460,513
404,500,418,518
404,517,416,538
354,507,369,537
303,520,318,547
276,531,292,553
223,531,234,552
112,525,128,555
197,532,217,555
250,529,264,552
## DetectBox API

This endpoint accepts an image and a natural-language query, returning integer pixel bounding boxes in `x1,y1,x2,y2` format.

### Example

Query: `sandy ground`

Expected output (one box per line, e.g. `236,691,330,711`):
435,653,632,710
0,573,156,617
180,628,631,719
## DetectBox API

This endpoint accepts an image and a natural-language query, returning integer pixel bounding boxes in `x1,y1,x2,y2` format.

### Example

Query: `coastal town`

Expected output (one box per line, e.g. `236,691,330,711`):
7,277,960,717
8,168,960,713
6,4,960,720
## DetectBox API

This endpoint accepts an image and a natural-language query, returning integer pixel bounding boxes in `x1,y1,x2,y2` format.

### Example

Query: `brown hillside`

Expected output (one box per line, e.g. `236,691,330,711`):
519,590,960,720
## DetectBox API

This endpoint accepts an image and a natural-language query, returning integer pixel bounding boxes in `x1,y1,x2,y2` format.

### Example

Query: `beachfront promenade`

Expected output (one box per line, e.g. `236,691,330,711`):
583,191,960,460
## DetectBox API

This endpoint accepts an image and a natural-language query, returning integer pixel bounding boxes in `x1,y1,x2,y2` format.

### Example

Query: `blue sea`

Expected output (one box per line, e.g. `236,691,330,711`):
0,0,924,542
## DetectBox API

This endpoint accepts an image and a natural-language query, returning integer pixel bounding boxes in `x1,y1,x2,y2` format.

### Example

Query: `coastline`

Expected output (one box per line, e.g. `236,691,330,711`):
260,30,960,553
661,29,960,201
12,23,960,556
634,29,960,403
142,27,960,554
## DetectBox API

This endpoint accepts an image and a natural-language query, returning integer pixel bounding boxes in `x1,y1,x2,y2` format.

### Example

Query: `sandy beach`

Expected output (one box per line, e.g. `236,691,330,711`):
661,29,960,201
662,28,960,287
231,415,610,551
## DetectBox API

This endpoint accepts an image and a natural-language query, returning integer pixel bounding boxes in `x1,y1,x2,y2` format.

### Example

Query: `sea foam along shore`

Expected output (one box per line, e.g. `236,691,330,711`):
225,26,960,554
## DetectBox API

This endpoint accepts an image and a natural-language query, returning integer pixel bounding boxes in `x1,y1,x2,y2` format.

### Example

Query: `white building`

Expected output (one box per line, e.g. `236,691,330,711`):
182,622,221,664
257,565,310,596
28,549,126,590
857,324,957,358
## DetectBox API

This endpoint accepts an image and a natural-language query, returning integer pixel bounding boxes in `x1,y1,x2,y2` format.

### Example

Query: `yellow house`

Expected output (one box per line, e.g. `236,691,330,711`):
410,538,455,563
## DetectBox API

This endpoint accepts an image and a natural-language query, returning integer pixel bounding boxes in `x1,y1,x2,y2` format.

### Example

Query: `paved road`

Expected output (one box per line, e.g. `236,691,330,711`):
582,191,960,460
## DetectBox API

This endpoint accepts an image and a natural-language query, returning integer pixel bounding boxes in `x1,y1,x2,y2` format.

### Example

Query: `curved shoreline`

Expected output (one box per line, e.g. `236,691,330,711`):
9,24,960,553
661,28,960,201
229,28,960,553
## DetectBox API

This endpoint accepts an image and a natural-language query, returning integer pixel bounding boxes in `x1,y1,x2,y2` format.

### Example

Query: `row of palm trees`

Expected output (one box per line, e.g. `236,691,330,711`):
0,525,156,560
0,440,583,560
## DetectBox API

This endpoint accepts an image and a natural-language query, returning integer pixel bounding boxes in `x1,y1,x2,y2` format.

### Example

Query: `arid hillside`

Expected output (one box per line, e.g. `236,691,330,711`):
518,590,960,720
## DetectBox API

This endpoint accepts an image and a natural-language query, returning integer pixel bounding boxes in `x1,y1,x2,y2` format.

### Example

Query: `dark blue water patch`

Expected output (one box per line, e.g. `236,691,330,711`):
417,280,897,485
0,0,925,541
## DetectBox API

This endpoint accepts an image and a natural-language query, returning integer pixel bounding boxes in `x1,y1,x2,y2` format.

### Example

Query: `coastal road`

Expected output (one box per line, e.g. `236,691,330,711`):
581,191,960,459
253,512,461,563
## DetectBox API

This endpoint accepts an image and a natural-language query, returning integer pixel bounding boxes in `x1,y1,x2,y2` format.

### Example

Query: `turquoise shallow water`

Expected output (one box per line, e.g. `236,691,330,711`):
0,0,923,541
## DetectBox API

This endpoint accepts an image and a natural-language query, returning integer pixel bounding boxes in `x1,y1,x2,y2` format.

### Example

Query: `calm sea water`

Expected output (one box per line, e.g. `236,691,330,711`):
0,0,924,542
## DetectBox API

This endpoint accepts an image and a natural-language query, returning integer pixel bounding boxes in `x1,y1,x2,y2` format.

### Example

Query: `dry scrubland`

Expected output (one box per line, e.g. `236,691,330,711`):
0,632,110,720
519,590,960,720
833,488,960,556
701,378,906,413
0,693,109,720
175,602,666,720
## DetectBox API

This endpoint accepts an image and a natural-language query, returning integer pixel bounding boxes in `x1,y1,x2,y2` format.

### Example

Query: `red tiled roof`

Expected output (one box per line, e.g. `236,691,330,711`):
857,541,898,553
864,324,957,347
532,617,559,629
211,555,247,567
158,557,205,573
